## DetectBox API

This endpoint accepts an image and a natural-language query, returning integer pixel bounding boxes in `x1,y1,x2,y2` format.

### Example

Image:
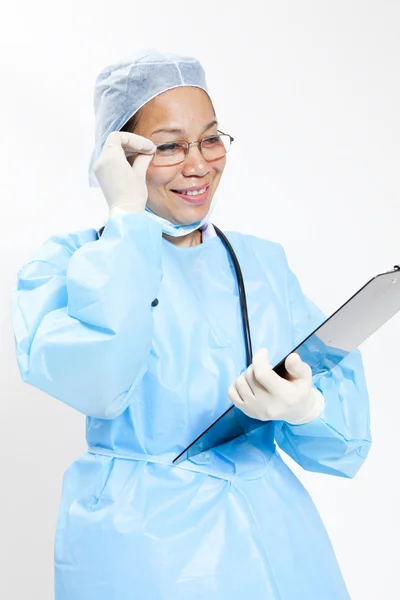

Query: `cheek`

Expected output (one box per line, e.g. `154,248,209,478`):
212,157,226,179
146,166,179,192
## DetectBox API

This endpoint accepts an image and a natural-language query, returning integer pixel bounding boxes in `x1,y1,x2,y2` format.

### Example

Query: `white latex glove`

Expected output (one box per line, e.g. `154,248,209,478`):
228,348,324,425
93,131,156,217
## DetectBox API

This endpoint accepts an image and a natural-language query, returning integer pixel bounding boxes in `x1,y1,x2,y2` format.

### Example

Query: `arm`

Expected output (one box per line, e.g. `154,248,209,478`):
11,212,163,419
274,250,372,478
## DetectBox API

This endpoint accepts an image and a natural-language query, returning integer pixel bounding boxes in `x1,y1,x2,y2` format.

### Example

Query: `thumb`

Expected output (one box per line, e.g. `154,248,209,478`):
284,353,309,381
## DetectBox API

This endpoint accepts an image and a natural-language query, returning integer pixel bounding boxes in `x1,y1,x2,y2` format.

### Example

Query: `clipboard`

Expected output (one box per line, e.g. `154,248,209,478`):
174,265,400,465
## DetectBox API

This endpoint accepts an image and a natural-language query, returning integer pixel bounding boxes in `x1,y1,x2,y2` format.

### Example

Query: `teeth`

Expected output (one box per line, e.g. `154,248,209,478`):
178,187,207,196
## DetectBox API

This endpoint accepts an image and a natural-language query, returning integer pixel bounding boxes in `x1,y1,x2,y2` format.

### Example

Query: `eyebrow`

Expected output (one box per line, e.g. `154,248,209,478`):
151,119,218,136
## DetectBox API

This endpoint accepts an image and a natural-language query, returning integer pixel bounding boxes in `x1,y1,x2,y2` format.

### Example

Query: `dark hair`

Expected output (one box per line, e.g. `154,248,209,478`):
120,109,142,134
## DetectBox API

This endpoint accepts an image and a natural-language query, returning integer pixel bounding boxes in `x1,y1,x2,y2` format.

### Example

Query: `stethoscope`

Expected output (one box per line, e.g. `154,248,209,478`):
97,223,254,369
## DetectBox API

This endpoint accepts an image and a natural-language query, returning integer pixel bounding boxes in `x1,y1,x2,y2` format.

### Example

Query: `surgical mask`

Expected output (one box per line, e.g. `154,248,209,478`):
144,195,217,237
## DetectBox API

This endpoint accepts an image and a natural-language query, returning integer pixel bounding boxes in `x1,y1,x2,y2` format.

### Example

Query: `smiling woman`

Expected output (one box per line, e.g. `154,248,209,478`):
11,50,371,600
121,87,227,234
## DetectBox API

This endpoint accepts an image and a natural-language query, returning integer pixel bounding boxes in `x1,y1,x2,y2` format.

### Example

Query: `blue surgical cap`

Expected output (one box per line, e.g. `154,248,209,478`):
88,49,209,187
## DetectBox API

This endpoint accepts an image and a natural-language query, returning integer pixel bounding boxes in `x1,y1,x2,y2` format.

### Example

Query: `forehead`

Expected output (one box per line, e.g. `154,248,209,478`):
137,87,216,134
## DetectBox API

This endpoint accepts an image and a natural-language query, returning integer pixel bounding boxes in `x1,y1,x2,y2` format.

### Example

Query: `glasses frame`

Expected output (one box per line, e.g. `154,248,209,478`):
152,130,234,167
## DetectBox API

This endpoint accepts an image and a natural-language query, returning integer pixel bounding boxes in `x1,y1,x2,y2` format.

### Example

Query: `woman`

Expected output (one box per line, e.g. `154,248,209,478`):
12,50,371,600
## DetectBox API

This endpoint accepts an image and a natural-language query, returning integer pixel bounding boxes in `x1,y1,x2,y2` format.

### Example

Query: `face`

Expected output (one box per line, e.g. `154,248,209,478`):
131,87,226,225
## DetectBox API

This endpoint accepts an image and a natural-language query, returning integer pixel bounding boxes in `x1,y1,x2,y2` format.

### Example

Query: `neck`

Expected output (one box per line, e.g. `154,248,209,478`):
163,228,202,248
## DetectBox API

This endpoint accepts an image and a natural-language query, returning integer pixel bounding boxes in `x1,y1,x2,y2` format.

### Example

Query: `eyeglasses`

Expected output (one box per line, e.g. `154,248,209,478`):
152,130,234,167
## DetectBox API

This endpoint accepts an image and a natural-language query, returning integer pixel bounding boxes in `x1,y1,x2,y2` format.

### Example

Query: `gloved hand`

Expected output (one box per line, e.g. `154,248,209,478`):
93,132,156,217
228,348,324,425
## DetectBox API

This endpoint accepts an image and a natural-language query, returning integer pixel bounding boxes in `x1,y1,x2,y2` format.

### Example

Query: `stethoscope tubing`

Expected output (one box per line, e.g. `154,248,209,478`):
97,223,253,368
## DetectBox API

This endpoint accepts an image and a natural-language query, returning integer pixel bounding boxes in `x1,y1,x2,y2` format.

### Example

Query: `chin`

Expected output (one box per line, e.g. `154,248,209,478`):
178,202,212,224
148,196,213,225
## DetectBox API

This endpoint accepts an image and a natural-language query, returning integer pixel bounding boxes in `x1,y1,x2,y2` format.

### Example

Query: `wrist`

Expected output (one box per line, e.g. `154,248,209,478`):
287,388,325,426
109,204,145,218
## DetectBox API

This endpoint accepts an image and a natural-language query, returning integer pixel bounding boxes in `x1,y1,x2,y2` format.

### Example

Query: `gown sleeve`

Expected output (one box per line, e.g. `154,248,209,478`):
274,247,372,478
11,212,163,419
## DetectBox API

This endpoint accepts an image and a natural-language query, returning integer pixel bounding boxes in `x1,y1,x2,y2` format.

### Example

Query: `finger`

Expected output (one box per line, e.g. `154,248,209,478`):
284,353,311,381
252,348,283,394
251,348,271,384
120,132,156,154
227,383,245,406
254,347,269,364
105,131,156,155
243,365,258,394
130,152,154,176
234,374,256,403
228,383,257,419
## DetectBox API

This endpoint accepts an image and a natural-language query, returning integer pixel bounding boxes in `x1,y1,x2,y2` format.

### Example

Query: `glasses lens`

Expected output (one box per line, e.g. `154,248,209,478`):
201,135,231,161
152,141,187,166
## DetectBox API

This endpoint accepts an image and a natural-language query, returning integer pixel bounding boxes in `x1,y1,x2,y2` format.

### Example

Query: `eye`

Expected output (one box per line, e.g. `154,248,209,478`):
156,142,184,155
202,135,222,147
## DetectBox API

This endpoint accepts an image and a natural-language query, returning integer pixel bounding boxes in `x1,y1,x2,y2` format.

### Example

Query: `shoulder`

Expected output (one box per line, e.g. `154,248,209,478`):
224,231,289,267
17,227,99,278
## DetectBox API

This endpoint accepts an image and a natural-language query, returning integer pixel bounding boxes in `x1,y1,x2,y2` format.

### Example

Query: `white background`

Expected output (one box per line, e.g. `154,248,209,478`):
1,1,399,598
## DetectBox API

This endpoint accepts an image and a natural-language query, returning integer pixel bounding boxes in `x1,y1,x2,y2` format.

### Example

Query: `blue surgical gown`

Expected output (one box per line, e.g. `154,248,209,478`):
11,213,371,600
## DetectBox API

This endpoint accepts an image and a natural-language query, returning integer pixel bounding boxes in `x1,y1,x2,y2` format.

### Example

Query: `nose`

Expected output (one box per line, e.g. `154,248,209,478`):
181,143,210,177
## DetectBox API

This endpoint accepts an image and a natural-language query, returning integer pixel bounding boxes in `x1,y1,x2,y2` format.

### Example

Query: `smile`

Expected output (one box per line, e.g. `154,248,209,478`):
171,184,211,204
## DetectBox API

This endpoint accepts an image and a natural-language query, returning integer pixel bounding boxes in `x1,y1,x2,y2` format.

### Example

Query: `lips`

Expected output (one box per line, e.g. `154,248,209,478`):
172,183,210,194
171,183,211,205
